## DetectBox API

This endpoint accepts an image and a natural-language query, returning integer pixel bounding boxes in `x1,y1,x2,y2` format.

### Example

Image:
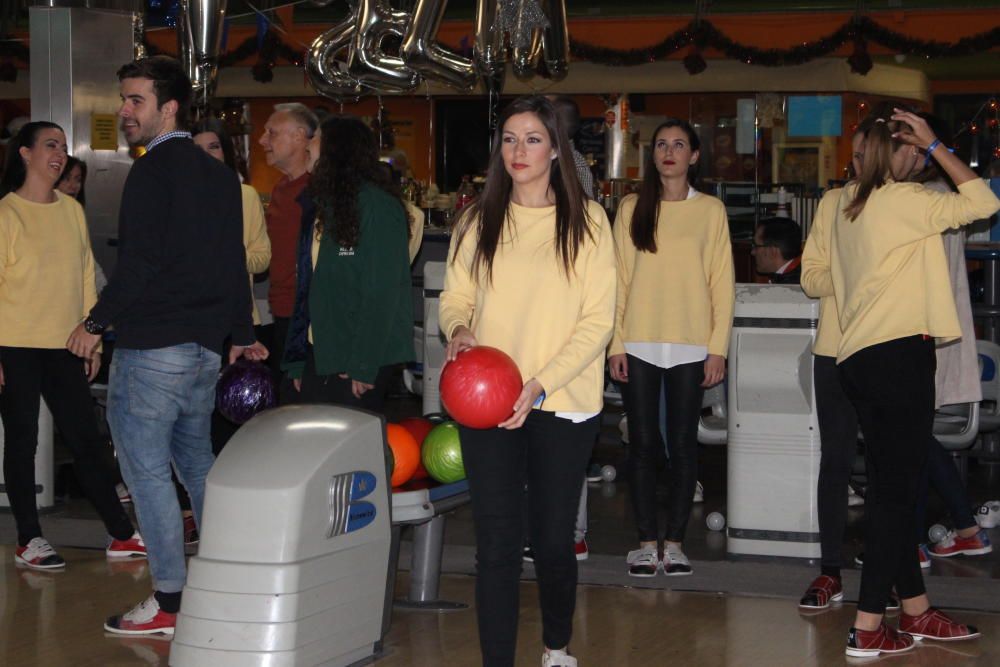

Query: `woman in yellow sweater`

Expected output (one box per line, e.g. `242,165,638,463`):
832,109,1000,658
608,119,734,577
192,118,271,325
0,121,143,569
440,96,615,667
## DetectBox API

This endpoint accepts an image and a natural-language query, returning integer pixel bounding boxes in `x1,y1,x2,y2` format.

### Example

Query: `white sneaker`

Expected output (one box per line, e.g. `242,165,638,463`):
14,537,66,570
626,545,659,577
542,649,578,667
848,485,865,507
104,594,177,635
693,481,704,503
663,543,693,576
975,500,1000,529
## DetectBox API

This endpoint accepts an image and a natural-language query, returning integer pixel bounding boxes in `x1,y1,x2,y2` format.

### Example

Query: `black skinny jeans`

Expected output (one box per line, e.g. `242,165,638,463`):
839,336,933,614
622,355,705,543
0,347,133,545
460,411,597,667
813,354,859,572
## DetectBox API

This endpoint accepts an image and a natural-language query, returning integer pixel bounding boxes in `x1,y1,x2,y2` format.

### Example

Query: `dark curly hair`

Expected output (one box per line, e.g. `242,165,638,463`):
308,115,408,248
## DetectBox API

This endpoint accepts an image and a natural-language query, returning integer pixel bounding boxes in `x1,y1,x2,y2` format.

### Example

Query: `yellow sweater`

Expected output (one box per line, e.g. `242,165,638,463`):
609,192,735,358
241,184,271,325
831,178,1000,362
0,191,97,348
801,187,842,357
440,200,616,413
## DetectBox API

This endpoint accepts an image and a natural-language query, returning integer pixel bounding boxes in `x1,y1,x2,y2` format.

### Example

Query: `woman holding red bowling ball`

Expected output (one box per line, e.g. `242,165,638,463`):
607,119,734,578
440,95,615,667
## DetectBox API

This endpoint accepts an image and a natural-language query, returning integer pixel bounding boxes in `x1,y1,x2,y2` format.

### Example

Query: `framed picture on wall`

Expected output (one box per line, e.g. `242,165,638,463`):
772,142,830,189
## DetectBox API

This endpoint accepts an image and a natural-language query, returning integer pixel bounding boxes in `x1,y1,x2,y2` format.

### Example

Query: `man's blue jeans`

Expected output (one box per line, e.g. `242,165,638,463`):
107,344,220,593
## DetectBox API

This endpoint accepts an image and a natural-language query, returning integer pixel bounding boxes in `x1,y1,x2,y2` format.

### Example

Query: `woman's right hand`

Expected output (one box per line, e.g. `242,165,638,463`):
891,108,937,149
446,325,477,361
293,378,301,392
608,354,629,383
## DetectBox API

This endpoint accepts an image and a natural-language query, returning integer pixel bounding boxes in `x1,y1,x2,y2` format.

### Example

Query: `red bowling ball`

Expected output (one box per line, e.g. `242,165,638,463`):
398,417,435,480
439,346,523,429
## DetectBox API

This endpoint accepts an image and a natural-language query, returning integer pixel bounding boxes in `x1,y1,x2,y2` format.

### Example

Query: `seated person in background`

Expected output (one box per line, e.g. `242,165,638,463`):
752,216,802,284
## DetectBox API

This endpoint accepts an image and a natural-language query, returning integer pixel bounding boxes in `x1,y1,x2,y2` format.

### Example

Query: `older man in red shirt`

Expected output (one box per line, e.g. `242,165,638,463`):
258,103,318,400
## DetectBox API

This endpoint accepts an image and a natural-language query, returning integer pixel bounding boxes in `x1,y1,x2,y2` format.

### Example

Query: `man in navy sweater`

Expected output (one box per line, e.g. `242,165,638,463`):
67,56,266,635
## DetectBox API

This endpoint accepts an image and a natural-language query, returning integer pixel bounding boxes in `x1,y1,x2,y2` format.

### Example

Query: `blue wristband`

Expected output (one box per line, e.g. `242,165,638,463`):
923,139,942,167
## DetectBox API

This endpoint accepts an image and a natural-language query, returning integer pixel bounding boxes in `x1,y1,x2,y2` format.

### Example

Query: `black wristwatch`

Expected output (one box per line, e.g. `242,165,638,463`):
83,316,106,335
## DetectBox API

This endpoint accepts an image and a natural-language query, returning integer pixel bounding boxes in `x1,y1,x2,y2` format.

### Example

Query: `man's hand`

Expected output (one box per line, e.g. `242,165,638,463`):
66,323,101,359
84,353,101,382
229,341,269,365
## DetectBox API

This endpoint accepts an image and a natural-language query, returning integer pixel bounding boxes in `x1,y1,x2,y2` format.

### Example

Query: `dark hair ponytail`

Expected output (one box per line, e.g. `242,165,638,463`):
630,119,701,253
0,121,63,198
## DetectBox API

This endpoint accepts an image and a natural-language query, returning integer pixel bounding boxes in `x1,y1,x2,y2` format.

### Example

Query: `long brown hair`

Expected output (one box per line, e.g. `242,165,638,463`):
451,95,591,283
308,115,408,248
845,102,914,221
630,119,701,253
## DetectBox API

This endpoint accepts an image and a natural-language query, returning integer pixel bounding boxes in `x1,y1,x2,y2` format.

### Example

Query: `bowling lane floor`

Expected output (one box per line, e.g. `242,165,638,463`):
4,547,1000,667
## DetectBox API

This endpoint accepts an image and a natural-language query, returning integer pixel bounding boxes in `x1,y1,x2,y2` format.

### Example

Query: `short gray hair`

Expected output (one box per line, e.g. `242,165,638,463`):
273,102,319,138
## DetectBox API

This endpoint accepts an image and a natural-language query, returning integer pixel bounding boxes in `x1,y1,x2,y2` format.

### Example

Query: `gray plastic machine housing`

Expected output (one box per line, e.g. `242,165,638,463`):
170,404,392,666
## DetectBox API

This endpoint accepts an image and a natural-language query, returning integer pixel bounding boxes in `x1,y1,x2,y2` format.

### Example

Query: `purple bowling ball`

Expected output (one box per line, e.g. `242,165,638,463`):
216,359,277,424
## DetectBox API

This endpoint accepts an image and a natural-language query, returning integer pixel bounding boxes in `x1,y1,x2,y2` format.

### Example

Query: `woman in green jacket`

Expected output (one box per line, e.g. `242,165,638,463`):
282,116,413,411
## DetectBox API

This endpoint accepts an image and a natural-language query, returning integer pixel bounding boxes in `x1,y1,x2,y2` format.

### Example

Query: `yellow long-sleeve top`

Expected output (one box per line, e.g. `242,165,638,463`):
609,192,735,358
440,199,616,414
405,201,424,264
241,184,271,325
830,178,1000,363
801,187,843,357
0,191,97,348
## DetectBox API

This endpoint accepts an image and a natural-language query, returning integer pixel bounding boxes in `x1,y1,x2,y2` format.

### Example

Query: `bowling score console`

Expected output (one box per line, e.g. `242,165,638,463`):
726,283,822,559
170,405,393,667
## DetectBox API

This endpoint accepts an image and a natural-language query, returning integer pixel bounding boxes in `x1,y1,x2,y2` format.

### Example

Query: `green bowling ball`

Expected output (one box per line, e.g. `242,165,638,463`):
421,421,466,484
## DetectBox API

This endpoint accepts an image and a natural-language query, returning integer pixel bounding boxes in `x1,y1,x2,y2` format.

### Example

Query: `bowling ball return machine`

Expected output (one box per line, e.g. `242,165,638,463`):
726,283,822,559
170,404,470,666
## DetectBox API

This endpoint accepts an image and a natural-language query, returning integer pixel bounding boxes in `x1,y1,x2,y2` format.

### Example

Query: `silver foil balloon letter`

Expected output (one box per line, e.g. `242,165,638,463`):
474,0,506,92
401,0,477,91
177,0,228,97
306,13,364,102
350,0,420,93
539,0,568,80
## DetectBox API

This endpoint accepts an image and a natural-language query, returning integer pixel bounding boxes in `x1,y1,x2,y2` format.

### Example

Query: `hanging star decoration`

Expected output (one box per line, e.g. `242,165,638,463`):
496,0,551,52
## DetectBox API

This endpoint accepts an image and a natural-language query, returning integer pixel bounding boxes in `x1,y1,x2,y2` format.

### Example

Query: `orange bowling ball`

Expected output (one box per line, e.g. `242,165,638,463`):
386,423,421,487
